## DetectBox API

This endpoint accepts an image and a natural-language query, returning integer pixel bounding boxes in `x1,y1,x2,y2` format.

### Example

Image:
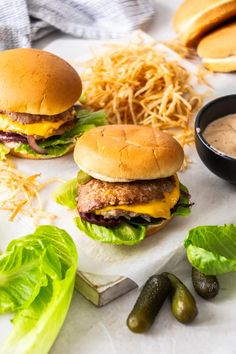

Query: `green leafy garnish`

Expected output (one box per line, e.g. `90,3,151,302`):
184,224,236,275
74,216,146,246
52,178,78,209
173,183,191,217
0,225,78,354
15,143,72,159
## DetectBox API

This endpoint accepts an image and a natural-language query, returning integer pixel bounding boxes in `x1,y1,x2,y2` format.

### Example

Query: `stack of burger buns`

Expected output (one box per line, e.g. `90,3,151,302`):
173,0,236,72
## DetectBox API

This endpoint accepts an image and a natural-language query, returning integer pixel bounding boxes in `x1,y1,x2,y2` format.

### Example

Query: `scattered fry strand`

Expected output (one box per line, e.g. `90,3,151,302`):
162,38,197,60
0,158,62,224
81,40,205,149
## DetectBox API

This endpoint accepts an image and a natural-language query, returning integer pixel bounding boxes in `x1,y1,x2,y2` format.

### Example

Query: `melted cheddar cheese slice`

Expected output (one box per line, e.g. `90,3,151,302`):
95,175,180,219
0,114,66,138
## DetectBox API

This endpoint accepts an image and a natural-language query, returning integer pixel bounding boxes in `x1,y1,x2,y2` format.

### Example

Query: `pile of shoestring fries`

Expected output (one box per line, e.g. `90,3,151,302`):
81,38,208,155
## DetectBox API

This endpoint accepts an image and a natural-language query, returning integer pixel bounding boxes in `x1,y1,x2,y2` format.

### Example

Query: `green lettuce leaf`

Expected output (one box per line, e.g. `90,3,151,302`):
172,183,191,217
0,225,78,354
40,109,107,148
15,143,72,159
52,178,78,209
74,216,146,246
0,143,10,160
184,224,236,275
15,109,107,158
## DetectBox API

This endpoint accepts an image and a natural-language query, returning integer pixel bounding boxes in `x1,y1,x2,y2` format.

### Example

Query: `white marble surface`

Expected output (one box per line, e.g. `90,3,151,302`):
1,0,236,353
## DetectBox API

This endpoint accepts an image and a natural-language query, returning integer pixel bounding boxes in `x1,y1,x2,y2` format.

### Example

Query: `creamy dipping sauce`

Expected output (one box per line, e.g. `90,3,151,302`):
203,114,236,158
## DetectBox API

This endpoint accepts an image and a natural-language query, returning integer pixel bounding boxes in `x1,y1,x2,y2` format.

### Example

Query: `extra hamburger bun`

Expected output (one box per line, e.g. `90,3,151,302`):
0,48,82,115
173,0,236,47
74,125,184,182
197,21,236,72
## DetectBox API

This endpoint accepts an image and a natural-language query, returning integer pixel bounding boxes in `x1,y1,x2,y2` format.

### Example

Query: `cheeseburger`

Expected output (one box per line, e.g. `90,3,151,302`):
62,125,191,245
0,48,105,159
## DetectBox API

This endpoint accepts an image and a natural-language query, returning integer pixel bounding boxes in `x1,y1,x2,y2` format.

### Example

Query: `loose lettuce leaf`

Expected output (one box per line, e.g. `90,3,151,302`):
0,243,48,313
75,216,146,246
184,224,236,275
52,178,78,209
15,109,107,158
0,143,10,160
0,225,78,354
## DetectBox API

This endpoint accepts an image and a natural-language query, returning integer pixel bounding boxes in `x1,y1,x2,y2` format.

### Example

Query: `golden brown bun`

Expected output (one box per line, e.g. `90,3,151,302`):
10,144,74,159
146,218,172,237
197,21,236,72
200,57,236,72
0,48,82,115
74,125,184,182
173,0,236,47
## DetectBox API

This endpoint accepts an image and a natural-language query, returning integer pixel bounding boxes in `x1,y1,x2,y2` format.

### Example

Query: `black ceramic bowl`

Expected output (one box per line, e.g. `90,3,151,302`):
195,94,236,184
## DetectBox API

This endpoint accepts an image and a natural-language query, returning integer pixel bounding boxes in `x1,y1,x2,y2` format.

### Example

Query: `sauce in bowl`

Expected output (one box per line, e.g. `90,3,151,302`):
203,114,236,158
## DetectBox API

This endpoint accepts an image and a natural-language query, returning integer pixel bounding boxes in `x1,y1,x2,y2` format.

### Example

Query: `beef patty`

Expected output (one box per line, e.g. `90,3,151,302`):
1,107,76,124
77,176,176,213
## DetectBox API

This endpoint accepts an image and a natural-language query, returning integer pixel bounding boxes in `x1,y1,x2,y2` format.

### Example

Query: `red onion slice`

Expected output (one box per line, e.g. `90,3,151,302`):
27,136,48,155
0,131,27,143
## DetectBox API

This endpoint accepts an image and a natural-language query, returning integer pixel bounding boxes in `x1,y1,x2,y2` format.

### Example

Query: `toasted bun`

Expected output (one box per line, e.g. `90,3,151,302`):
173,0,236,47
10,144,74,160
146,218,172,237
197,21,236,72
0,48,82,115
74,125,184,182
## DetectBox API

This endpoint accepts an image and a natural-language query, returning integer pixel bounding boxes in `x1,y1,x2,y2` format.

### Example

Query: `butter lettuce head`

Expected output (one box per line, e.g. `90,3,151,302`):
0,225,78,354
184,224,236,275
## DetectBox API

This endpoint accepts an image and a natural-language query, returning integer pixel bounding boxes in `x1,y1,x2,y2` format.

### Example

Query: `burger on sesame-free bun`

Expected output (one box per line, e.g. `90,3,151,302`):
64,125,192,245
197,21,236,72
173,0,236,47
0,48,106,159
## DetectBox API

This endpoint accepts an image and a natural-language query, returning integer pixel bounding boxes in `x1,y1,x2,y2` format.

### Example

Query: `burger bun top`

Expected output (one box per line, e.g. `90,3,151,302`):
0,48,82,115
74,125,184,182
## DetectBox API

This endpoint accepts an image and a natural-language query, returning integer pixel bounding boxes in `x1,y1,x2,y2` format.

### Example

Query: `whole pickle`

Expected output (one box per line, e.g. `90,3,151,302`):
162,272,198,324
127,274,171,333
192,267,219,299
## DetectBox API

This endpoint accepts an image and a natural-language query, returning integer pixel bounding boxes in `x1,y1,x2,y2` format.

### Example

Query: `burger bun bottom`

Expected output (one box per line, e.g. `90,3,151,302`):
146,218,172,237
